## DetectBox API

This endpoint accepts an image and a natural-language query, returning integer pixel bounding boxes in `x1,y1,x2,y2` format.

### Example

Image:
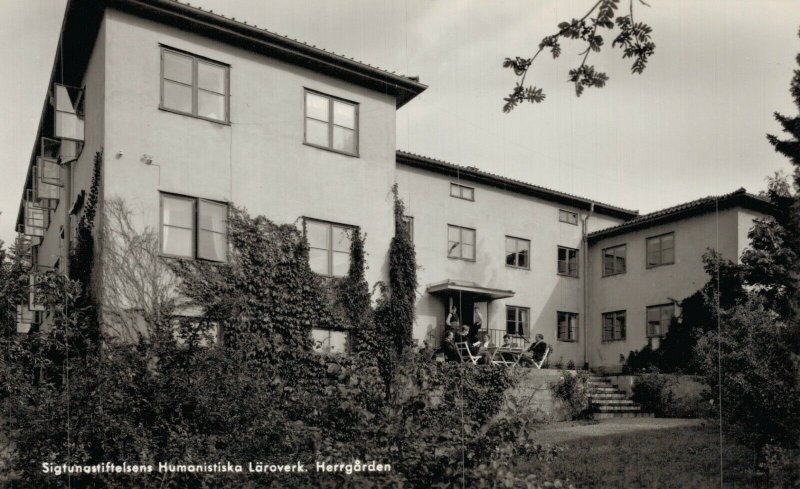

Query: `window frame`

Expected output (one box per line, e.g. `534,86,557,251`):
506,306,530,336
602,244,627,277
557,311,579,342
646,303,675,338
505,235,531,270
303,89,360,157
450,183,475,201
159,192,229,262
646,232,676,269
559,209,579,225
557,246,579,277
602,310,627,342
447,224,477,262
304,217,357,278
159,46,230,124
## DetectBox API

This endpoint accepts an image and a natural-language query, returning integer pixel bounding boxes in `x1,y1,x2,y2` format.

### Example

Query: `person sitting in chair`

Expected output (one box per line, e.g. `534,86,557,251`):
454,323,470,344
519,333,549,367
433,331,460,363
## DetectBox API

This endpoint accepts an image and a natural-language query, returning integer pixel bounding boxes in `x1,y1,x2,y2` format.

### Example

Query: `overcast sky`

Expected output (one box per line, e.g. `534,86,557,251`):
1,0,798,245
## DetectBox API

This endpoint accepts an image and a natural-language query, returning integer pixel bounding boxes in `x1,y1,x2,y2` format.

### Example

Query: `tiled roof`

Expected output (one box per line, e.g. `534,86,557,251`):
396,151,640,220
588,188,774,241
102,0,427,106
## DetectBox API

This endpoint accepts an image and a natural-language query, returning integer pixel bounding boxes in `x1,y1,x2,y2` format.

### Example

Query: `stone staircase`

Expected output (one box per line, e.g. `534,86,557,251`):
587,376,653,419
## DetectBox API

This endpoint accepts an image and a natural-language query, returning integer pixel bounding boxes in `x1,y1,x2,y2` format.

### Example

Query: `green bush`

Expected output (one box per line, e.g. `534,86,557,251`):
552,371,589,420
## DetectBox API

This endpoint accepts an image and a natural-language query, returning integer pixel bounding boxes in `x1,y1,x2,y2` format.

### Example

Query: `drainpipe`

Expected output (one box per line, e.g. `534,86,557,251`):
581,202,594,370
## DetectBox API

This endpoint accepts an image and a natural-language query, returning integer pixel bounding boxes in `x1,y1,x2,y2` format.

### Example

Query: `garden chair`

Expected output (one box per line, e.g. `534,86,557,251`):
455,341,481,365
532,347,551,369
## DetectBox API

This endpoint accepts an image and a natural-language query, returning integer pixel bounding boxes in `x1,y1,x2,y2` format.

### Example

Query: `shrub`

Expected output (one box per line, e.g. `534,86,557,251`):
552,370,589,420
632,373,712,419
695,297,799,447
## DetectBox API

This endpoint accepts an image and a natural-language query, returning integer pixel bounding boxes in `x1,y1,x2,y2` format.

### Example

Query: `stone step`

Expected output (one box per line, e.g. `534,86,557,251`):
592,411,655,420
587,393,627,400
590,399,637,406
594,404,642,412
588,387,620,393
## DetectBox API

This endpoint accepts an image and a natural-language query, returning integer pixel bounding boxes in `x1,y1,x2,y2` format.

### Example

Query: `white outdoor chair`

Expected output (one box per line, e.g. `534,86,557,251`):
532,347,551,369
455,341,481,365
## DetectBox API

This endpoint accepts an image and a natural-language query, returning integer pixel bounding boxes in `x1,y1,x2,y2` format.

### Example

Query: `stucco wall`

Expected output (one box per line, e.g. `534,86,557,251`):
395,163,625,367
587,208,747,371
100,9,398,313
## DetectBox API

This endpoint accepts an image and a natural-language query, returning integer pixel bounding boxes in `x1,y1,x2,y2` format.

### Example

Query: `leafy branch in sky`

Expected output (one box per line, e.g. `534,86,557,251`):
503,0,655,112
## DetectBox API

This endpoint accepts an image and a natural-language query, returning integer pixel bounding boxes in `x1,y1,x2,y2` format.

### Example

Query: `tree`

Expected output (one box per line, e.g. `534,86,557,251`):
503,0,655,112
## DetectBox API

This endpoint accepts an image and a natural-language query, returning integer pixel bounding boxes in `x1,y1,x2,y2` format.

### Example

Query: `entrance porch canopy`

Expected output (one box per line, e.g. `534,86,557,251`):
426,279,514,301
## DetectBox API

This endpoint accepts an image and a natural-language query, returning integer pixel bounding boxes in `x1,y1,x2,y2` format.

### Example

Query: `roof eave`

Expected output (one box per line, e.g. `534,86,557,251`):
396,151,638,220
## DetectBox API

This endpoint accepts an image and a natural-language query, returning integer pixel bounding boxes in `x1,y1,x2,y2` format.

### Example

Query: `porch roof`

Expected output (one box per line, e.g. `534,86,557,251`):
426,279,515,301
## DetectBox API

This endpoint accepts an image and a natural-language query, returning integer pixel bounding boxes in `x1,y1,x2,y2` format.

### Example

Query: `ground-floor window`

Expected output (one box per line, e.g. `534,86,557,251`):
602,310,626,341
557,311,578,342
646,304,674,337
506,306,529,336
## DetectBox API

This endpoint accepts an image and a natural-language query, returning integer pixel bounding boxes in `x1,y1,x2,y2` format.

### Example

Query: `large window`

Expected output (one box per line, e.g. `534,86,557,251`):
506,306,529,336
647,304,674,338
557,246,578,277
557,311,578,342
161,194,228,262
306,219,354,277
304,90,358,155
447,225,476,261
559,209,578,225
646,232,675,268
602,311,626,341
602,244,627,276
505,236,530,269
450,183,475,201
161,47,229,123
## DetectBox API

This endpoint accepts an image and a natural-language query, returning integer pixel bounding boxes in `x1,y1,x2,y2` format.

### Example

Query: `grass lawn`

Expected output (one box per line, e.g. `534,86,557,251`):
517,423,766,489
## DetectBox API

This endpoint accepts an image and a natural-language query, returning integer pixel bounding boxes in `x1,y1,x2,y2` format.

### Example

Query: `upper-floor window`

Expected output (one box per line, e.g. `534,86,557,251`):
450,183,474,201
557,311,578,342
161,193,228,262
304,90,358,155
447,225,476,261
505,236,530,269
559,209,578,225
161,47,229,123
602,310,626,341
602,244,627,276
646,304,674,338
306,219,354,277
506,306,529,336
646,232,675,268
557,246,578,277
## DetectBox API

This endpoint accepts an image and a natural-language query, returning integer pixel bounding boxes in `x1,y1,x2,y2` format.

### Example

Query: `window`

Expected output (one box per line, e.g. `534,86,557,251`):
160,194,228,262
602,244,627,276
304,90,358,155
557,246,578,277
53,84,85,141
647,304,675,338
450,183,475,201
602,311,626,341
161,47,229,123
505,236,530,269
506,306,529,336
447,225,476,261
646,232,675,268
557,311,578,342
306,219,354,277
559,209,578,225
400,216,414,242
